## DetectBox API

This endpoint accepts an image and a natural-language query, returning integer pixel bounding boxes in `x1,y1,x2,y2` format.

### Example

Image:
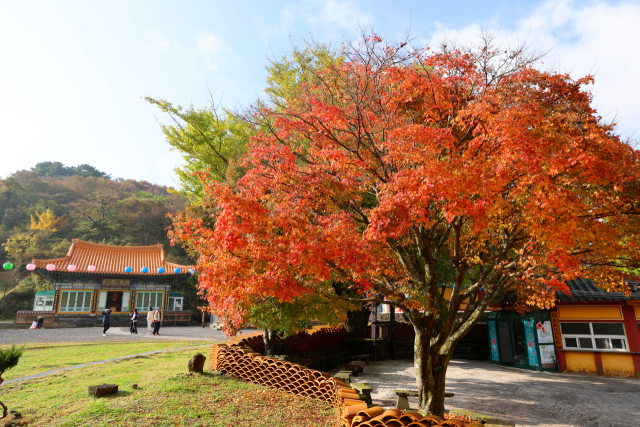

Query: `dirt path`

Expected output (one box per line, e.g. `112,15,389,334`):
353,359,639,427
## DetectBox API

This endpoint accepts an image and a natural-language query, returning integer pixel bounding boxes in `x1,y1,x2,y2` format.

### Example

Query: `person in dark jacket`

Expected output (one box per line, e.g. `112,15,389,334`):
130,309,139,334
102,308,112,336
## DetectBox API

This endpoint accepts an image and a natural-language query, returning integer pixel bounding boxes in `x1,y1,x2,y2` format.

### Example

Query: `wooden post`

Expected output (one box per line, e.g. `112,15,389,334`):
389,303,395,360
202,311,205,328
371,302,377,361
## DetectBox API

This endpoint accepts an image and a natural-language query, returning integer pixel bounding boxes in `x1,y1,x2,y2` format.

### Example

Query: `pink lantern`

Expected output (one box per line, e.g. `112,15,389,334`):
26,263,36,271
46,264,56,271
67,264,77,272
87,265,96,272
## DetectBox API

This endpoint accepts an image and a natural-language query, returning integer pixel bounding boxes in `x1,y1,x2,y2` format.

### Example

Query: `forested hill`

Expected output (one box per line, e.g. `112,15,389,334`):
0,162,194,319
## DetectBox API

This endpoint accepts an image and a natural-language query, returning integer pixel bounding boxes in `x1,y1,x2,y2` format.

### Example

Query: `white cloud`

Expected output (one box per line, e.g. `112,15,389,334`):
259,0,371,39
434,0,640,139
307,0,369,31
147,30,174,53
195,33,235,70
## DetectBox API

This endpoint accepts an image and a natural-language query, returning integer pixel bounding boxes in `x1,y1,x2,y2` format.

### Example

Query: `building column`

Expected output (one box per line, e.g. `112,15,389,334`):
622,305,640,378
53,287,60,314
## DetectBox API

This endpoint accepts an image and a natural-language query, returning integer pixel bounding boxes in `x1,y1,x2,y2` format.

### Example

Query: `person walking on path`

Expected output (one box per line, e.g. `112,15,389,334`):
152,308,163,335
147,307,154,335
102,309,112,336
130,309,139,334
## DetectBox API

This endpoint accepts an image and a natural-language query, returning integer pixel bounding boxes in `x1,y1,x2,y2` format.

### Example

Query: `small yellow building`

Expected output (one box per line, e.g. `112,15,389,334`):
552,279,640,378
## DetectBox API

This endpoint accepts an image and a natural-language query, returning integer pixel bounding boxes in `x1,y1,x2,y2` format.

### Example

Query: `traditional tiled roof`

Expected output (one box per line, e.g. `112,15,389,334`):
32,239,191,275
557,278,640,302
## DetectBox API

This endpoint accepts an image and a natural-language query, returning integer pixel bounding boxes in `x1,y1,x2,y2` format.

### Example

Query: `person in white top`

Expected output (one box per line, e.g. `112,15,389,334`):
147,307,155,335
152,308,163,335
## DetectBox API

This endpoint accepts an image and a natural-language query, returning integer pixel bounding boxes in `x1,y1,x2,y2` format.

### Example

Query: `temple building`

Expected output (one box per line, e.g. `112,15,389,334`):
16,239,193,328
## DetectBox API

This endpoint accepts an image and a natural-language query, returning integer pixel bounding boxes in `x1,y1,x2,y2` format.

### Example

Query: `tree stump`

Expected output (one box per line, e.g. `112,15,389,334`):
188,353,206,373
88,383,118,397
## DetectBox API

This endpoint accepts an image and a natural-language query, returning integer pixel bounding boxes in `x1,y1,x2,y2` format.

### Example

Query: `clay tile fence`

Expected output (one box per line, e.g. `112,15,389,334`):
209,328,484,427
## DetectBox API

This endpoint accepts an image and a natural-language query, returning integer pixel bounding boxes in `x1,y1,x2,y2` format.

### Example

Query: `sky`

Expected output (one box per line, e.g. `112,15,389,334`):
1,0,639,188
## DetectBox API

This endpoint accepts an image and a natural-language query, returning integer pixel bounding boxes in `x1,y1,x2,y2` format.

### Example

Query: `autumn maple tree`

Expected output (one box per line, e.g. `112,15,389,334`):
171,33,640,416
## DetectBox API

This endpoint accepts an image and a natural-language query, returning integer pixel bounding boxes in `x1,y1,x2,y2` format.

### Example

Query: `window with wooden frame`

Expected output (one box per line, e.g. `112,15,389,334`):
135,291,164,311
560,322,627,351
59,290,93,313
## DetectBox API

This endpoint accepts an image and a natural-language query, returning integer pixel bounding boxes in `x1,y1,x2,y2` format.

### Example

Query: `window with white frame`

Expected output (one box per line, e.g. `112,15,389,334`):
560,322,627,351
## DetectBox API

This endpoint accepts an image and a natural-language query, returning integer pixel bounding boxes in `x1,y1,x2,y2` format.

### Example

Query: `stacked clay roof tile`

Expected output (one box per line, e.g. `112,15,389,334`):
210,329,484,427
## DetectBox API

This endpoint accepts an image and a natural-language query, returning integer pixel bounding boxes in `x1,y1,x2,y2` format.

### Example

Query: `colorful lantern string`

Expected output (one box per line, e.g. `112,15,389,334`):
141,267,149,273
26,263,36,271
87,265,97,272
125,266,132,273
67,265,77,272
158,267,165,274
46,264,56,271
175,268,181,274
3,262,14,270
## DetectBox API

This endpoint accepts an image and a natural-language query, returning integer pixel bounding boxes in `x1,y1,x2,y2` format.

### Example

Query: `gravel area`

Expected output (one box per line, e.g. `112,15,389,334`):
351,358,640,427
0,326,256,344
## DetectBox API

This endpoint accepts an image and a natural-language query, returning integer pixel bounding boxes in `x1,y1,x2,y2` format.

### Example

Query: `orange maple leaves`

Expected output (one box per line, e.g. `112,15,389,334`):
171,37,640,332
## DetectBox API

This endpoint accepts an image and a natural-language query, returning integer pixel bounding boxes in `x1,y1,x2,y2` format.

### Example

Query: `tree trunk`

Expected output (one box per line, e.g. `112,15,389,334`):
343,308,371,339
414,326,449,417
262,329,283,356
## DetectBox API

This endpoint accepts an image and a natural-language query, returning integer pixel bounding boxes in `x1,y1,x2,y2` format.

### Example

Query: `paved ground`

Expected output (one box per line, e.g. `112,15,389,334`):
0,326,256,344
346,359,640,427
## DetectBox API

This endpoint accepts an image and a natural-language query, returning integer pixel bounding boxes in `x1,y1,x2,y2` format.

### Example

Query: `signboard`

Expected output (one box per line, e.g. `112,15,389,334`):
539,344,556,364
103,279,131,286
550,311,563,348
536,321,554,344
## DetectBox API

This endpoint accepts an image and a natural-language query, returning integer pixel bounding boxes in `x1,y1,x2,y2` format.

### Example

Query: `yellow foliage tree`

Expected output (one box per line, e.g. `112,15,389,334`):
30,209,58,232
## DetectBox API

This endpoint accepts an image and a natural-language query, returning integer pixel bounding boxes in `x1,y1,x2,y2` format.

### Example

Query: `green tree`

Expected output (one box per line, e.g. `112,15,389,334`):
158,42,348,338
0,344,24,418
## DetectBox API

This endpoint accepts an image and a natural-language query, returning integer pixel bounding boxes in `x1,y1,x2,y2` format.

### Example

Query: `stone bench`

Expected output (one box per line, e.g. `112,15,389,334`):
393,389,454,410
345,360,366,376
350,382,373,406
351,353,373,363
334,371,352,385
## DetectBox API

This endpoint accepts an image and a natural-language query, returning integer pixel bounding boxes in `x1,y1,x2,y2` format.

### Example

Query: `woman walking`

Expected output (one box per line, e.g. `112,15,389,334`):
130,309,139,334
152,308,163,335
147,307,154,335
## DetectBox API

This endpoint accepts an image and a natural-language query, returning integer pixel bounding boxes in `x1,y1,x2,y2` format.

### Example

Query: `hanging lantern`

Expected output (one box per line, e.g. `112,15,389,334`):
141,267,149,273
157,267,165,274
67,265,77,272
87,265,97,272
46,264,56,271
174,268,181,274
125,266,132,273
26,263,36,271
189,268,196,274
3,262,14,270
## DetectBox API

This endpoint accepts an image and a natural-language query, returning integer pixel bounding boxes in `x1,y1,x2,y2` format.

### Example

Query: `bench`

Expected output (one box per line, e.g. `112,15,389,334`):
334,371,352,385
351,353,373,363
350,383,373,405
345,360,366,376
393,389,455,410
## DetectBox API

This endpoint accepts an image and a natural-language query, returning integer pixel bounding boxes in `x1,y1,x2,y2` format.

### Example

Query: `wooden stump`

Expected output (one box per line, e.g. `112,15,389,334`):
88,383,118,397
188,353,207,373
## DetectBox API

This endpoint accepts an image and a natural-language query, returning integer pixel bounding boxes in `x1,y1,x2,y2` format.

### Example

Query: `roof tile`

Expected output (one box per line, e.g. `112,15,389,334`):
33,239,191,275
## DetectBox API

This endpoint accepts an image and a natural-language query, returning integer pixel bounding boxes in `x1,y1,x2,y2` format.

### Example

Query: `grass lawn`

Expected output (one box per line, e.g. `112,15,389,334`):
1,341,212,380
1,348,338,427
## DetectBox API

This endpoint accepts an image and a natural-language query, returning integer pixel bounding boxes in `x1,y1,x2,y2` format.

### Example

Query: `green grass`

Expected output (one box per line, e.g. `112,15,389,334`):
1,348,338,427
0,341,211,380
